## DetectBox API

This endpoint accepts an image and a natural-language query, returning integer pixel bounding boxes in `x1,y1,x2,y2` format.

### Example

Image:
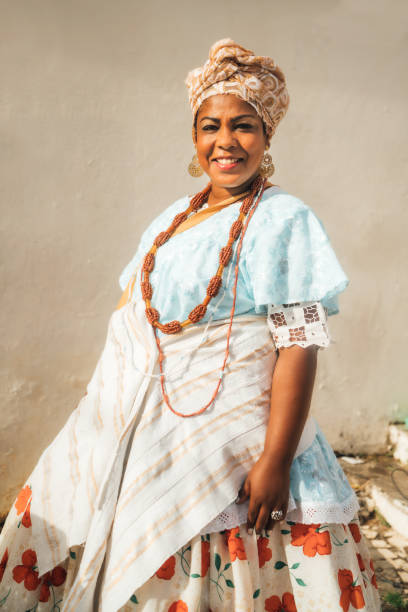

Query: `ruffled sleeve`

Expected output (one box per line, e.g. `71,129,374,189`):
243,194,349,315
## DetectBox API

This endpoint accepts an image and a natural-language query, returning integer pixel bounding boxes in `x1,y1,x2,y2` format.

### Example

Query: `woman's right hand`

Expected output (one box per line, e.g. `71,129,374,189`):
235,453,291,535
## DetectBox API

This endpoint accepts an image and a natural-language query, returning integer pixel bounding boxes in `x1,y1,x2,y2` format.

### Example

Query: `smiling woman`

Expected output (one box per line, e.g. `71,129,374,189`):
195,95,268,202
0,39,381,611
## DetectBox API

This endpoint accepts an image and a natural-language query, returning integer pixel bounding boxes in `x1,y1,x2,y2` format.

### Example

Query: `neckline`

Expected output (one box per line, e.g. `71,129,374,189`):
172,189,251,238
201,184,279,209
167,185,281,242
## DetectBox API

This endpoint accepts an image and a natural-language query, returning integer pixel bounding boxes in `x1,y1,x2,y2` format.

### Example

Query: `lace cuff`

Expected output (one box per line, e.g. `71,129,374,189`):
267,301,330,350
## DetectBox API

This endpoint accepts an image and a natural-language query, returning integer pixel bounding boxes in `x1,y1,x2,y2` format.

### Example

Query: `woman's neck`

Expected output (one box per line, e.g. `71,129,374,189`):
207,178,273,207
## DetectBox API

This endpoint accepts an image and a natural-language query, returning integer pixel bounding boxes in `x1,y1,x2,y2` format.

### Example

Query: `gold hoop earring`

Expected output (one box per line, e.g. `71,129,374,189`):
259,152,275,178
188,153,203,177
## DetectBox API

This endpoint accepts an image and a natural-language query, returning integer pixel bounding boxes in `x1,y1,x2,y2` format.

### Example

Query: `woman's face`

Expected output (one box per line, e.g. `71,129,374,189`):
194,94,269,191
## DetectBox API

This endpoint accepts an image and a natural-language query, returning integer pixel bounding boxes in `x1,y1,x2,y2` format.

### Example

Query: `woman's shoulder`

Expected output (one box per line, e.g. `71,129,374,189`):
245,186,322,243
139,195,190,244
150,194,190,227
243,186,349,314
255,185,316,222
118,195,190,290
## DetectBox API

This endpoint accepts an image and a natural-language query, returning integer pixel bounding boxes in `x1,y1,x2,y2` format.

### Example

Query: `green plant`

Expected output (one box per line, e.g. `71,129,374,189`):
384,591,408,610
374,509,391,528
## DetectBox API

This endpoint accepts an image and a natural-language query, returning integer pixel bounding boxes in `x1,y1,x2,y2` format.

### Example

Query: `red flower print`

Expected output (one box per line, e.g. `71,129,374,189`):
39,566,67,602
0,549,8,583
290,523,332,557
12,549,40,591
15,485,31,514
257,536,272,568
21,506,32,528
222,528,232,546
265,592,297,611
369,560,378,589
168,601,188,612
356,553,365,572
201,540,210,577
14,485,32,528
338,569,365,611
349,523,361,543
156,555,176,580
225,527,247,561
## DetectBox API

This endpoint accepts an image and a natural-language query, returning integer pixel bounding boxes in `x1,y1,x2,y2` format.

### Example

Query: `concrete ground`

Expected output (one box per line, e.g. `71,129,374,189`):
340,454,408,611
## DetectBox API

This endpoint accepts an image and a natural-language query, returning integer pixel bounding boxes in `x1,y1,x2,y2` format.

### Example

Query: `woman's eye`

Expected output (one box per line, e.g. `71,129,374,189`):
201,123,254,132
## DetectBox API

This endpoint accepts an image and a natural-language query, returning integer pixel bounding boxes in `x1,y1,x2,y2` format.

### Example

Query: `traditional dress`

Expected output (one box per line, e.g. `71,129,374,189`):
0,186,381,611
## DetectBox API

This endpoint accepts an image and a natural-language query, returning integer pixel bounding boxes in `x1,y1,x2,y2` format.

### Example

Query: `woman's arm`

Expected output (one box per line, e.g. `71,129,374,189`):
236,343,318,534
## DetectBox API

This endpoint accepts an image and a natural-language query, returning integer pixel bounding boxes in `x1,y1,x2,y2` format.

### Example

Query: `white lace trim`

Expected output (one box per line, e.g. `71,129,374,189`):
267,301,330,350
199,492,360,534
199,500,249,535
285,492,360,525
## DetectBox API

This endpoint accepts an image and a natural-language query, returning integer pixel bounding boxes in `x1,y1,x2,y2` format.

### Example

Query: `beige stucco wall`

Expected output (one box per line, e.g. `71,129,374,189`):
1,0,407,516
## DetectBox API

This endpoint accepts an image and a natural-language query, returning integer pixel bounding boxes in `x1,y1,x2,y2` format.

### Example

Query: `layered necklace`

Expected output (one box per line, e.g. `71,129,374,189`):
141,175,267,417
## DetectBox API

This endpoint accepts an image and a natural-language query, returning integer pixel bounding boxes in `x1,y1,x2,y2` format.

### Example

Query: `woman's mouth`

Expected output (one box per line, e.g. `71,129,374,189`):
212,157,243,171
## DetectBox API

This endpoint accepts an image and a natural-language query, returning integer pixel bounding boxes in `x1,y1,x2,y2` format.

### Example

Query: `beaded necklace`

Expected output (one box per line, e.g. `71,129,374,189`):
141,175,267,417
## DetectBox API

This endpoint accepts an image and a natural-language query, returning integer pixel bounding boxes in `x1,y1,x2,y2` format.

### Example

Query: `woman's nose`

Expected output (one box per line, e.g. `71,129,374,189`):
215,125,236,148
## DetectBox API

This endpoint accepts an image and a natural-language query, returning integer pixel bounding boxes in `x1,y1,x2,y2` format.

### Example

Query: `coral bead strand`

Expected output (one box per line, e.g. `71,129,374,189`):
141,179,262,334
151,176,267,417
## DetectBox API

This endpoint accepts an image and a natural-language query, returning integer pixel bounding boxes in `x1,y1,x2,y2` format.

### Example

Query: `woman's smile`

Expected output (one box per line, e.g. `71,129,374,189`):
212,156,244,171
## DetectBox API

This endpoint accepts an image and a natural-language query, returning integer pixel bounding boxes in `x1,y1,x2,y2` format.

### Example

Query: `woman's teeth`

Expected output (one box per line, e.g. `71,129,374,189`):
215,158,240,166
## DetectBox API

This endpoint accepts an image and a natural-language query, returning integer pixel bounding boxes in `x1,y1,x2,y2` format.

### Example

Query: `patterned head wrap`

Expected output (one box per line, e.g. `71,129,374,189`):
185,38,289,142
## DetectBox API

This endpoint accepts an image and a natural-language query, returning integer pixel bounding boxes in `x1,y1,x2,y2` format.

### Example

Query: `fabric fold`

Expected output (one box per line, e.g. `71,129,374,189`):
29,300,320,611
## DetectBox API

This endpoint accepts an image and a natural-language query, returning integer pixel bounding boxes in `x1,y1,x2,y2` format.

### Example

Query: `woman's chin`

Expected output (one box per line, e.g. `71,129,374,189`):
209,173,256,190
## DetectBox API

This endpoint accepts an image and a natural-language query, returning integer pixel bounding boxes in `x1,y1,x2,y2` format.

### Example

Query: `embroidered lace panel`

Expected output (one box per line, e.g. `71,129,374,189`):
267,301,330,349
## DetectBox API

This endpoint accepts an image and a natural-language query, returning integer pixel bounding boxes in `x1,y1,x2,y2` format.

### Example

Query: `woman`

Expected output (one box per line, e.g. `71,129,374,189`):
0,39,380,611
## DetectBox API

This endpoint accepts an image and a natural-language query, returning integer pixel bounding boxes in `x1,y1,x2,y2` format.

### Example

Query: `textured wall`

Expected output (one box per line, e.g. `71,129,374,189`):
1,0,407,515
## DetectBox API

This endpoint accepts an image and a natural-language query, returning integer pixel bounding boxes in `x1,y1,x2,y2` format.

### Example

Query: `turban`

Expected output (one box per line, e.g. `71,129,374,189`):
185,39,289,141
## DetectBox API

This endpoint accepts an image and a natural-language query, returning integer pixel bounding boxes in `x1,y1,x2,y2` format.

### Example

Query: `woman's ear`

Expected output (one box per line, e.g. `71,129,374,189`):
262,121,270,149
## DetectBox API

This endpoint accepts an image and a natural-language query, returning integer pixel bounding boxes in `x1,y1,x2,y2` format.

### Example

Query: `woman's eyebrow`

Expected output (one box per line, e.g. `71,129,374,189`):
199,113,256,123
199,116,220,123
232,114,257,120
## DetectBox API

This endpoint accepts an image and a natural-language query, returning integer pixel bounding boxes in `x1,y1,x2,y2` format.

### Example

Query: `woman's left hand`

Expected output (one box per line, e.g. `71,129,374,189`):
235,453,290,535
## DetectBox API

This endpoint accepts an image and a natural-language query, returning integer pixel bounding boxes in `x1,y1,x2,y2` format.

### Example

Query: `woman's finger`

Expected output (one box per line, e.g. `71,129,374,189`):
265,515,277,532
246,498,261,534
235,477,250,504
255,505,271,535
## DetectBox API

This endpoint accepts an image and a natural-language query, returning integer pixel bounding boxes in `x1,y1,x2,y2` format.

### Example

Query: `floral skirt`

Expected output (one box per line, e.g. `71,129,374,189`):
118,519,381,612
0,489,381,612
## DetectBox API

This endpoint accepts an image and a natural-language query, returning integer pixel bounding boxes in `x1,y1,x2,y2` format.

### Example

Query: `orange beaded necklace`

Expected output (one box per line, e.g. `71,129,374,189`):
141,175,267,417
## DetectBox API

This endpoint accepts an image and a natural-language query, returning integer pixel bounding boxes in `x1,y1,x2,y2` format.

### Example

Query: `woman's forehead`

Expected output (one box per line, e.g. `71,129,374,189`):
197,94,260,119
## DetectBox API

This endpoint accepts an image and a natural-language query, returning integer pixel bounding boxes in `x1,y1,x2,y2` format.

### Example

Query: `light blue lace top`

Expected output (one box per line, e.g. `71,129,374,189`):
119,186,349,328
119,186,357,524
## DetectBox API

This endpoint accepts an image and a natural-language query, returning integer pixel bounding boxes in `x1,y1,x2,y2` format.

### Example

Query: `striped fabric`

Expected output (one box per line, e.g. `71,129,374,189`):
24,296,317,612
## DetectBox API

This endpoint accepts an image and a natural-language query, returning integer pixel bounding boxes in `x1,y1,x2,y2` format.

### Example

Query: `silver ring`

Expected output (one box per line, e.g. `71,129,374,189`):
270,509,284,521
